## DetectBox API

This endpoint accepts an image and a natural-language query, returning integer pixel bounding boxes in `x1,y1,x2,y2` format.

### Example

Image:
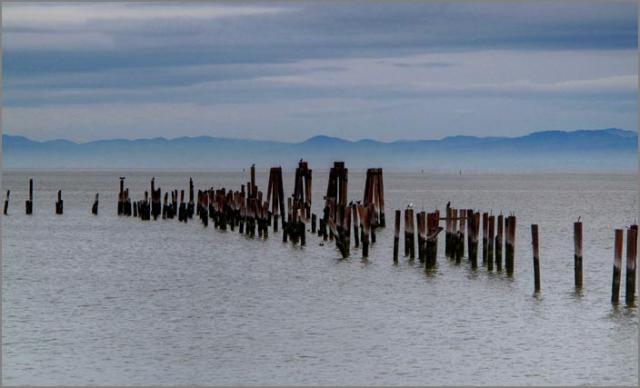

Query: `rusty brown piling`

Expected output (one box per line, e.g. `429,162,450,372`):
482,212,488,265
293,160,312,220
574,220,583,289
3,190,9,215
487,215,495,271
360,204,370,258
363,168,385,231
531,224,540,293
405,208,415,259
495,214,503,271
625,225,637,305
612,229,623,304
393,209,400,263
505,215,517,276
417,211,426,263
266,167,286,233
25,178,33,215
324,162,349,257
465,210,478,268
91,193,99,215
426,211,442,269
458,210,466,261
352,203,360,248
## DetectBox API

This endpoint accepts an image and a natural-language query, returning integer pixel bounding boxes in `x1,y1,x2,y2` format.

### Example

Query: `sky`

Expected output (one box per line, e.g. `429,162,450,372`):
2,1,638,142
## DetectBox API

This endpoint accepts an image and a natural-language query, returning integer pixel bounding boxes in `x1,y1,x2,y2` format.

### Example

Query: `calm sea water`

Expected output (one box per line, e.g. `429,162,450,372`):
2,169,638,385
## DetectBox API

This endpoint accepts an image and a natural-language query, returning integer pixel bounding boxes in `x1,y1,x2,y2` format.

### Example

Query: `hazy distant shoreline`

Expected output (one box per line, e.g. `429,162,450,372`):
3,128,637,171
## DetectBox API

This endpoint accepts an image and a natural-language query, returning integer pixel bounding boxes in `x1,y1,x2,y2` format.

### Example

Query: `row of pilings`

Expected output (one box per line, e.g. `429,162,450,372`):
111,161,385,260
7,169,638,306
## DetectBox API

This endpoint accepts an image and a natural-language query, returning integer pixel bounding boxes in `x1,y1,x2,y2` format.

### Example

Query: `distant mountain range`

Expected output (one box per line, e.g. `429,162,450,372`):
3,128,637,172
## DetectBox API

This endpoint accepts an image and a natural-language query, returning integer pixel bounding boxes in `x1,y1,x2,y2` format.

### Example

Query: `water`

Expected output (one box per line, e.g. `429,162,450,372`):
2,170,638,385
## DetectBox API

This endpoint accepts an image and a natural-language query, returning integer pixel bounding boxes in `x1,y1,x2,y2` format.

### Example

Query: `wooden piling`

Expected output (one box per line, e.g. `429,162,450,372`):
458,210,466,261
574,220,583,289
55,190,63,214
495,214,503,271
393,209,400,263
625,225,637,305
445,204,451,258
482,212,488,265
505,215,517,276
532,224,540,293
91,193,99,215
417,211,426,263
426,211,442,269
311,213,317,234
3,190,9,215
487,215,495,271
25,178,33,215
612,229,623,304
352,203,360,248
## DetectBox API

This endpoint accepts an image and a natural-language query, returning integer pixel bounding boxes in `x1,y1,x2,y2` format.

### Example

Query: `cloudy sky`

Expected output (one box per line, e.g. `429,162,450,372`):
3,1,637,142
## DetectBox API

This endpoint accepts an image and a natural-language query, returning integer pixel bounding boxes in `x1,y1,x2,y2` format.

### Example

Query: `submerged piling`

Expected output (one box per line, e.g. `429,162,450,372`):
55,190,64,215
625,225,637,305
482,212,488,265
574,220,583,289
531,224,540,293
612,229,623,304
487,215,495,271
393,209,400,263
495,214,503,271
505,215,517,276
3,190,9,215
91,193,99,215
25,178,33,215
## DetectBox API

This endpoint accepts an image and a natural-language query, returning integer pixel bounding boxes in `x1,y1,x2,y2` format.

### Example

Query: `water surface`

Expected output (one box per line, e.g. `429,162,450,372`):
2,170,638,385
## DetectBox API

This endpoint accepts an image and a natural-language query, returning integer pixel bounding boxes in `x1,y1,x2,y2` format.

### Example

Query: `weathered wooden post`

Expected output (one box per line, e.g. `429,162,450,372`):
487,215,495,271
404,208,415,259
445,204,451,258
612,229,623,304
55,190,63,214
188,177,194,219
352,203,360,248
361,204,370,258
531,224,540,293
625,225,637,305
91,193,99,215
574,219,583,289
426,211,442,269
417,211,426,263
117,177,123,215
3,190,9,215
495,214,503,271
482,212,488,265
179,190,186,222
393,209,400,263
505,215,517,276
25,178,33,215
458,210,466,261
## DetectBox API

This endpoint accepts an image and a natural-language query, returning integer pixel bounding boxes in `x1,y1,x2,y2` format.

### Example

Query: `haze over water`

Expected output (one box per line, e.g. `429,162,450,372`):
2,169,637,385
